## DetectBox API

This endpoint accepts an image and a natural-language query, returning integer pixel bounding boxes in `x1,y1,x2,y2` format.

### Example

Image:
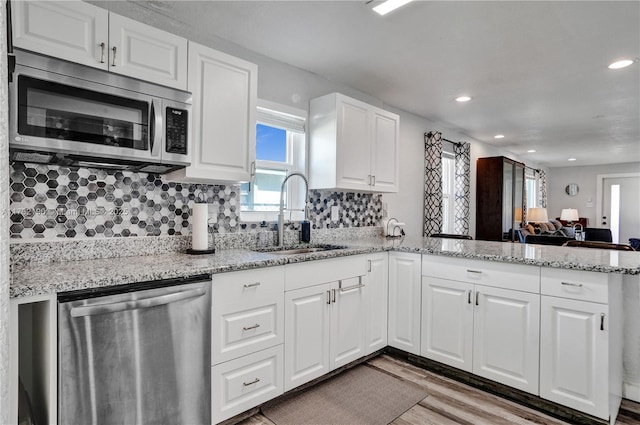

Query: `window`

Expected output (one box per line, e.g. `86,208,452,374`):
441,152,455,233
240,102,306,222
525,169,538,208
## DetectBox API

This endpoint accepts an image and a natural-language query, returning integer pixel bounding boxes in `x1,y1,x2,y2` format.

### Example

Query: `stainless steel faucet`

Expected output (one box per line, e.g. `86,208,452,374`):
278,172,309,247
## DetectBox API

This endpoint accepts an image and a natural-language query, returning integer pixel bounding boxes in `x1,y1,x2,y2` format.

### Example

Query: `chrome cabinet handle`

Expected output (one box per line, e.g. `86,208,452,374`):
326,290,331,305
332,288,336,303
372,175,376,186
475,291,479,306
339,283,365,292
99,42,106,63
561,282,583,287
367,260,372,273
244,282,260,288
243,378,260,387
467,290,471,304
467,269,482,274
243,324,260,331
250,161,256,177
600,313,605,331
111,46,117,66
368,175,372,185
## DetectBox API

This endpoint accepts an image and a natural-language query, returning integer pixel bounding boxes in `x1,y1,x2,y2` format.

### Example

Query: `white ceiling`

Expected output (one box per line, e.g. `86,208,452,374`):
125,1,639,168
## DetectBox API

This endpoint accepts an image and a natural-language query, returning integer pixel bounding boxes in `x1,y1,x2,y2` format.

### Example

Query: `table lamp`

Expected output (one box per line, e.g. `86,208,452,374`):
527,207,548,223
560,208,579,226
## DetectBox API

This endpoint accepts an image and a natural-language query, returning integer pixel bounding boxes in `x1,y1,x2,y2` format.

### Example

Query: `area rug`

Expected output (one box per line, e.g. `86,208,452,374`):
262,365,428,425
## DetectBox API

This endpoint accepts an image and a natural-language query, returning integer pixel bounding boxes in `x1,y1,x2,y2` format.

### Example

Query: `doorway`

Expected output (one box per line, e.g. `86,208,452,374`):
598,174,640,244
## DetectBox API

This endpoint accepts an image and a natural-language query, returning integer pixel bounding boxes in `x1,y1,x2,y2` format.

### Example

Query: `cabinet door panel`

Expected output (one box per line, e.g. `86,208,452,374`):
365,253,388,354
421,277,473,372
109,13,187,90
473,286,539,394
540,297,609,419
335,98,370,190
371,109,399,192
166,42,257,183
388,253,421,355
12,0,108,69
284,284,330,391
330,277,366,369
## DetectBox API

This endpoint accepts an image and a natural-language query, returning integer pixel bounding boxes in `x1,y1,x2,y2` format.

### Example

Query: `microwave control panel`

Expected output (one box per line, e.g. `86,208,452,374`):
165,107,188,155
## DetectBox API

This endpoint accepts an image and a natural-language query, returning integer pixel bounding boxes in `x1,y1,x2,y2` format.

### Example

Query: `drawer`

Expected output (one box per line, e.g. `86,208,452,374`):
422,255,540,294
213,266,284,307
541,268,609,303
212,345,284,423
285,254,368,291
213,300,283,365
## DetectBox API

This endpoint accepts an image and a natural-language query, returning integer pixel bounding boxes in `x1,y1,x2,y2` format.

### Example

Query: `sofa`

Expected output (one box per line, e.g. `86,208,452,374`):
517,219,573,246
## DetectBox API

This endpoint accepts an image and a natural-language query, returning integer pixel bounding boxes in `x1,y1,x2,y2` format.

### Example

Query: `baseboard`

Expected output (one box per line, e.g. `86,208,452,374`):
624,382,640,403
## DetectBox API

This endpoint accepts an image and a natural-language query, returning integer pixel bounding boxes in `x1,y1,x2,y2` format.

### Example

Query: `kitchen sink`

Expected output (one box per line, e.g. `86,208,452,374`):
255,244,346,255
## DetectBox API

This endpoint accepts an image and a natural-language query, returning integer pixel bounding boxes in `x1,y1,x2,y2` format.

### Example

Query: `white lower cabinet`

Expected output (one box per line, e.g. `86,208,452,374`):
473,285,540,394
421,277,473,372
388,252,422,355
212,345,284,423
421,255,540,395
539,269,623,423
211,267,285,423
284,282,332,391
365,252,389,354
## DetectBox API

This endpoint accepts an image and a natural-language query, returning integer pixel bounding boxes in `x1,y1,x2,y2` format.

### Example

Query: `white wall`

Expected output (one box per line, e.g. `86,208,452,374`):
547,162,640,226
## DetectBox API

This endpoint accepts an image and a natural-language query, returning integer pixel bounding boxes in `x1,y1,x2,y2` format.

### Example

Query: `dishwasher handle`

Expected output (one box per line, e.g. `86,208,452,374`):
69,287,206,317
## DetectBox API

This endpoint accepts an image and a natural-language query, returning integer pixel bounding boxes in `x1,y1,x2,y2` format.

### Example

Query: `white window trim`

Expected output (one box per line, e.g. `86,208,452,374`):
241,100,307,223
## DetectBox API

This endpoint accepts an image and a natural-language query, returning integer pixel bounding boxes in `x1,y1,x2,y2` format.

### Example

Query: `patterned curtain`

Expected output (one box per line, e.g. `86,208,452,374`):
423,132,443,236
453,142,471,234
538,170,547,208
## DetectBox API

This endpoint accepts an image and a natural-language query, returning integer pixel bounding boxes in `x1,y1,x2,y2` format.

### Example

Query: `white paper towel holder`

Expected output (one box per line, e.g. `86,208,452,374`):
187,193,216,255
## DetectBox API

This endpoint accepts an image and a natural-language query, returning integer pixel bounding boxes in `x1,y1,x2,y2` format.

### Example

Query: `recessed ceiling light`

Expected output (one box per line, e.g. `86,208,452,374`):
608,59,634,69
455,96,471,102
527,149,536,153
494,134,505,139
373,0,414,16
568,158,577,161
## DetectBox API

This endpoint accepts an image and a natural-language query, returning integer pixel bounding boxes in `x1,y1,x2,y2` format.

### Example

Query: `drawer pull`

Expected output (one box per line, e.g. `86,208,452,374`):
600,313,605,331
243,378,260,387
327,290,331,305
467,269,482,274
475,291,479,306
243,324,260,331
111,46,117,66
332,288,336,303
561,282,583,288
244,282,261,288
368,260,372,273
467,290,471,304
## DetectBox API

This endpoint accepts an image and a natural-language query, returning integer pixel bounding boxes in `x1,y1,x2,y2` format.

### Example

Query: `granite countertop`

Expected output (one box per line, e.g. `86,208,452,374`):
10,237,640,298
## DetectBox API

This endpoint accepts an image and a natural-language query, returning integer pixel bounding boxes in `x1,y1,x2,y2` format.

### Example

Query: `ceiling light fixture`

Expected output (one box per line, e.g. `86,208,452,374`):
372,0,414,16
568,158,577,161
527,149,536,153
608,59,634,69
455,96,471,102
494,134,505,139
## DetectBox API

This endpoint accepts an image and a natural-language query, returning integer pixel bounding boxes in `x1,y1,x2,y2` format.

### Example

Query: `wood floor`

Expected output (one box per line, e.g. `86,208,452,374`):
236,354,640,425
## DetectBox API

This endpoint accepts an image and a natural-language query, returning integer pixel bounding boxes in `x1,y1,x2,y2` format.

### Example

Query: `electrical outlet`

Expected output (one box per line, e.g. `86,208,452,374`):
331,205,339,221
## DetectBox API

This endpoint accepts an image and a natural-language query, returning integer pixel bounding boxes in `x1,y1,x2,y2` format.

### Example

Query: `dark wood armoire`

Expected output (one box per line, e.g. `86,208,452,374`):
476,156,525,242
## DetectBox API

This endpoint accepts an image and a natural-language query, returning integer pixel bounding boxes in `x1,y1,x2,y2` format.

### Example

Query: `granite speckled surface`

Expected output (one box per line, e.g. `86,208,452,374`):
10,236,640,298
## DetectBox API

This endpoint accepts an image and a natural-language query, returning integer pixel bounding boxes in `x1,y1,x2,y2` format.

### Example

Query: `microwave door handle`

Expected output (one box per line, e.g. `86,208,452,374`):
150,99,163,158
69,287,206,317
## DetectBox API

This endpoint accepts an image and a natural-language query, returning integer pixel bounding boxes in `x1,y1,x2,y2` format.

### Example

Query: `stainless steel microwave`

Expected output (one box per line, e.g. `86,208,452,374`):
9,50,191,173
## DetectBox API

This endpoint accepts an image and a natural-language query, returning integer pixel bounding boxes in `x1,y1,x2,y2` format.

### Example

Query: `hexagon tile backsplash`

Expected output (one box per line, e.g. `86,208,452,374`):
8,163,383,239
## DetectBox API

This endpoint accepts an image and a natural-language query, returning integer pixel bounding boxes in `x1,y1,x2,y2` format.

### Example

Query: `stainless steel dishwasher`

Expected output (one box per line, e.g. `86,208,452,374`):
58,275,211,425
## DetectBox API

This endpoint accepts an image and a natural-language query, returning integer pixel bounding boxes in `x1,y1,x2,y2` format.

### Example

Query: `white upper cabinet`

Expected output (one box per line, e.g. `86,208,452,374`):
108,14,187,90
309,93,399,193
12,1,188,90
12,0,108,69
165,42,257,184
